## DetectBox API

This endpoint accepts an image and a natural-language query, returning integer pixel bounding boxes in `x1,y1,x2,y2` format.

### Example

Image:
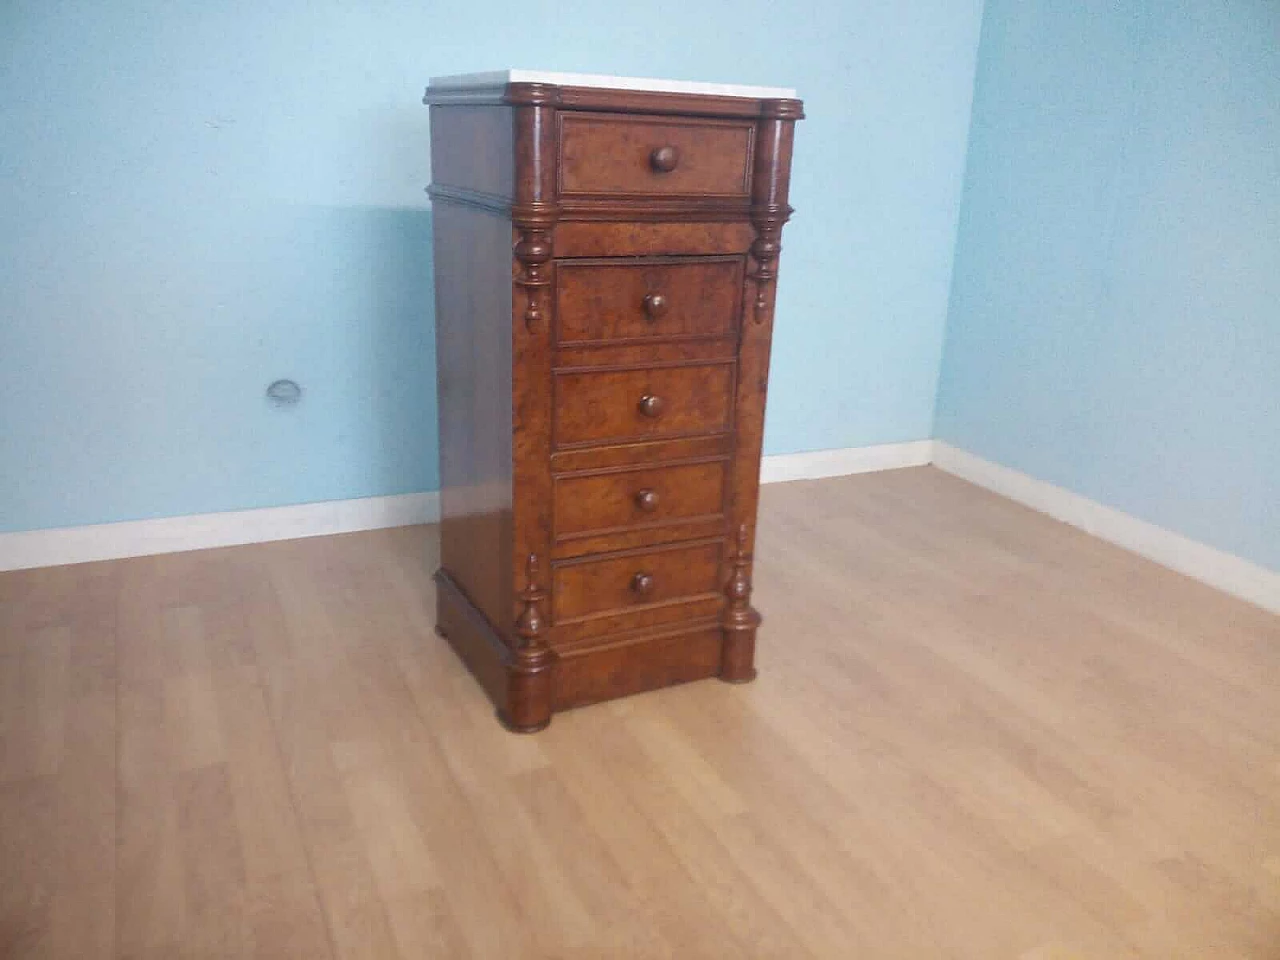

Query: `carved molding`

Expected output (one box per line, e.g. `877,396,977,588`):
500,553,554,732
759,99,805,121
748,204,792,323
723,524,762,633
515,554,552,659
504,82,564,107
426,82,801,117
513,228,552,332
421,83,508,107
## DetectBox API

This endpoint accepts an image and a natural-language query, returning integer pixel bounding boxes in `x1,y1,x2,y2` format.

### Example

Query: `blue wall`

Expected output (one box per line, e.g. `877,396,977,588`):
937,0,1280,571
1,0,984,533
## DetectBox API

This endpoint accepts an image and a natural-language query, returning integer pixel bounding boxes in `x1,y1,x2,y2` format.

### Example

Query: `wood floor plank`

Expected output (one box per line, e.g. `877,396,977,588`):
535,708,741,959
174,762,250,956
584,713,812,958
115,679,186,958
0,775,58,958
252,657,397,960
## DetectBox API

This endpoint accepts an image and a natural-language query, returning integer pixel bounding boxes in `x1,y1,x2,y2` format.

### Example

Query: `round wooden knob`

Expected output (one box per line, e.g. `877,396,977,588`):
637,394,664,418
642,293,667,320
631,572,655,597
649,146,680,173
634,488,659,511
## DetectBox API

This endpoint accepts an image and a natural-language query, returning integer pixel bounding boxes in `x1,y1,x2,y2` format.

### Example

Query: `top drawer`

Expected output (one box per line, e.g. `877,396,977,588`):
558,113,755,199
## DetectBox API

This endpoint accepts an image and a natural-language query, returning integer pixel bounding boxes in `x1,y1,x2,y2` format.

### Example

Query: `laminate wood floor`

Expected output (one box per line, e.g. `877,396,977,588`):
1,467,1278,959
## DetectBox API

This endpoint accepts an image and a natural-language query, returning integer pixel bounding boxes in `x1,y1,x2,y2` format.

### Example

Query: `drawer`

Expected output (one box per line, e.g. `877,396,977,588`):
554,459,728,541
553,363,734,448
552,540,723,623
552,623,724,711
558,113,754,198
555,257,743,347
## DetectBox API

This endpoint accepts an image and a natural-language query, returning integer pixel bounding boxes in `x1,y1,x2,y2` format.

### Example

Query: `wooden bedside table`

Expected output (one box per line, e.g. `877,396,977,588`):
424,70,802,731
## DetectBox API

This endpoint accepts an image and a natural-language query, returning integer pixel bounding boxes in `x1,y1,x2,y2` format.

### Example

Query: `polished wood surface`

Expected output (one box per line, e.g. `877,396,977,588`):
552,458,728,543
554,624,725,713
553,337,738,371
426,105,514,200
430,201,515,633
551,434,731,474
553,221,753,257
550,538,723,625
558,112,755,199
2,468,1278,958
429,81,801,726
554,257,743,347
552,362,735,449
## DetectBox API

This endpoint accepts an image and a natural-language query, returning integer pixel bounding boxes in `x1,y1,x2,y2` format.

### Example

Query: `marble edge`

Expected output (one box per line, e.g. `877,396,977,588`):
427,69,797,100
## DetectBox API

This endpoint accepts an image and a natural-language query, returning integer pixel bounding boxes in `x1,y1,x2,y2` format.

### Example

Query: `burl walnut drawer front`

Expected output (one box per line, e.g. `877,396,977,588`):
553,363,734,448
555,257,743,347
551,539,723,623
554,459,728,540
558,113,754,199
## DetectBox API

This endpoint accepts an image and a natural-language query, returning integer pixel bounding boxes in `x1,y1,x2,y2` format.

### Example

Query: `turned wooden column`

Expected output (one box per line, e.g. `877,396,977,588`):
720,97,803,682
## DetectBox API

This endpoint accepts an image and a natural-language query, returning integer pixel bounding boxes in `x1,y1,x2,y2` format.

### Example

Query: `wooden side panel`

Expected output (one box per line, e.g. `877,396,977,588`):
428,105,515,199
430,198,514,636
434,569,511,708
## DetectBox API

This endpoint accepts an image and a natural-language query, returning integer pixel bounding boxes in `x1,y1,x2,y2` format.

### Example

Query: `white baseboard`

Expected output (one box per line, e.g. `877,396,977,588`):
7,439,1276,616
0,492,440,573
932,442,1280,615
759,440,933,484
0,441,934,572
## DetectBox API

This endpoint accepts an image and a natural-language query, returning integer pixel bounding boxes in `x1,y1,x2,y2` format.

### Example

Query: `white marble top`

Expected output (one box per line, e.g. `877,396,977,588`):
428,70,797,100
